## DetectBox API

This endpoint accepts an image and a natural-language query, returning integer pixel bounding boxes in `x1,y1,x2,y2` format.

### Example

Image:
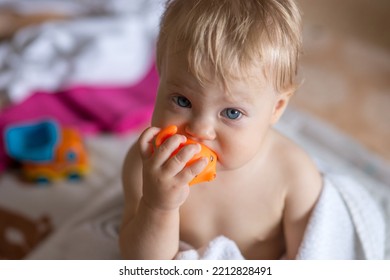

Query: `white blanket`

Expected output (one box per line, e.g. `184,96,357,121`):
26,170,385,260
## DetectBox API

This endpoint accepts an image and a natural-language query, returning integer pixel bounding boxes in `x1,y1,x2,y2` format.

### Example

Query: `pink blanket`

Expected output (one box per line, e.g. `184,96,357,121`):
0,64,158,173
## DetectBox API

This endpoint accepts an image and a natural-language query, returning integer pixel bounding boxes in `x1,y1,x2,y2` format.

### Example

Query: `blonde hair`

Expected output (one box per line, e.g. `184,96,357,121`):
156,0,302,93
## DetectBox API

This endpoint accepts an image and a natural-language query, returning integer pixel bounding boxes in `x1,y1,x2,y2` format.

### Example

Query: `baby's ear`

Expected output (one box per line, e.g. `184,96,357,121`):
270,89,294,125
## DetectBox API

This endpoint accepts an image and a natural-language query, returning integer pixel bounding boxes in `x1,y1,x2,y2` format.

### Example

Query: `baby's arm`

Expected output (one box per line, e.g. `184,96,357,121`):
282,151,322,259
119,127,207,259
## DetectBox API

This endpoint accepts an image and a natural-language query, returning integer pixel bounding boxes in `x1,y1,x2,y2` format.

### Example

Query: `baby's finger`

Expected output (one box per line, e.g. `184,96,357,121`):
176,156,209,185
138,127,161,159
162,144,201,174
153,134,187,166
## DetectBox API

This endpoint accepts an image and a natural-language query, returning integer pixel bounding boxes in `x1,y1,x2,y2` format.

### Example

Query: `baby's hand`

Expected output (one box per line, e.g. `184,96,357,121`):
138,127,208,211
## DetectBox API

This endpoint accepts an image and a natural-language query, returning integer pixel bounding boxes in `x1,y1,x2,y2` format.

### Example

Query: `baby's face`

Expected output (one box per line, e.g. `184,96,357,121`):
152,53,282,172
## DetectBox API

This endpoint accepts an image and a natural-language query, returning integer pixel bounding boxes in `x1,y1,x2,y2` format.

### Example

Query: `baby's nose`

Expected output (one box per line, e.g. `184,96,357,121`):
185,119,216,141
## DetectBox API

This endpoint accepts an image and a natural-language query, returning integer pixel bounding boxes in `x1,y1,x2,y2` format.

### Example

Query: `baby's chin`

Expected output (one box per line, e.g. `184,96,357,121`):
216,153,260,172
215,159,242,172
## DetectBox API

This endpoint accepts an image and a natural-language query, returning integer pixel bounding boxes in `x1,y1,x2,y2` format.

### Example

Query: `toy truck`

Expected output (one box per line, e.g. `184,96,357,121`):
4,119,89,183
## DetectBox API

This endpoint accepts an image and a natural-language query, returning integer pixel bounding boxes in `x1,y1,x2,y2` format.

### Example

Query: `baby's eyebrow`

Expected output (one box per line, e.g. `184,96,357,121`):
166,80,198,92
222,92,255,106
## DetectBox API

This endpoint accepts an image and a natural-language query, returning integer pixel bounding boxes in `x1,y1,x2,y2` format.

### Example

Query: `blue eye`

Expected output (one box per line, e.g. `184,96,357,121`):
174,96,191,108
222,108,242,120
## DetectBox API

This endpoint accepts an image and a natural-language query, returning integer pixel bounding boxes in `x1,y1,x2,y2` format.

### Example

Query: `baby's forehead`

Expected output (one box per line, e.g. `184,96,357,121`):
165,50,270,89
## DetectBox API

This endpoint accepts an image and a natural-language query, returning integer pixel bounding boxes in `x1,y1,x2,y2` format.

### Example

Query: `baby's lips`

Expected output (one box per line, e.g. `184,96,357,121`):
153,125,217,186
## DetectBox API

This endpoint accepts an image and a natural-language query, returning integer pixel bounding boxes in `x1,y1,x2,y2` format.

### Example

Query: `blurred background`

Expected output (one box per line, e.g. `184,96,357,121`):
0,0,389,260
294,0,390,161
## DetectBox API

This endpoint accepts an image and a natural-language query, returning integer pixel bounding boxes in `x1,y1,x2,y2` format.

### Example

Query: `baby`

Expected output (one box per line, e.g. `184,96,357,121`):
119,0,322,260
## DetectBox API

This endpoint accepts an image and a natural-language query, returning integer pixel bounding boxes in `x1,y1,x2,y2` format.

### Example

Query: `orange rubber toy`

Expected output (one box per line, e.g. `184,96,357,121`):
153,125,217,186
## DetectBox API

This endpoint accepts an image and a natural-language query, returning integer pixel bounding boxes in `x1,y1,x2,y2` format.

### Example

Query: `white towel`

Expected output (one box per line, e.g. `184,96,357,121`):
296,174,385,259
175,236,245,260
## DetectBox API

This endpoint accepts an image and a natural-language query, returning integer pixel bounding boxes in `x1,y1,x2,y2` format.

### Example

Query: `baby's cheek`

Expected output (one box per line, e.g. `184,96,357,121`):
218,142,254,169
151,112,173,128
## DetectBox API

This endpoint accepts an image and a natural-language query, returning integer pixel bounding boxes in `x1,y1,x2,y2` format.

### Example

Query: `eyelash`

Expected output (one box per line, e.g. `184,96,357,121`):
172,95,243,121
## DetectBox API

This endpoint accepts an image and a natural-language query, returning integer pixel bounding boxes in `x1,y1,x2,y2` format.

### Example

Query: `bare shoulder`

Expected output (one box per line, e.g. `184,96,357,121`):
270,129,322,258
121,142,143,224
271,129,322,195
